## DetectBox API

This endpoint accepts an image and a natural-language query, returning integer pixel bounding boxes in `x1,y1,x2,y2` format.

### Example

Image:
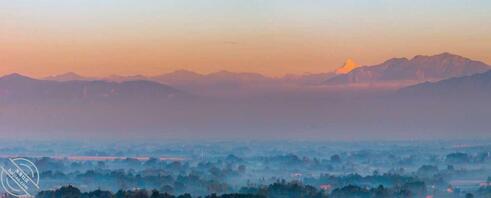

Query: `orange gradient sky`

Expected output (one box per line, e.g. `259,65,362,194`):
1,0,490,77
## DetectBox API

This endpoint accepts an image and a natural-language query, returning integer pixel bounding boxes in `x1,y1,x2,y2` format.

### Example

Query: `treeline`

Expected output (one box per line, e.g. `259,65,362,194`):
36,183,324,198
40,166,445,195
36,180,491,198
36,185,264,198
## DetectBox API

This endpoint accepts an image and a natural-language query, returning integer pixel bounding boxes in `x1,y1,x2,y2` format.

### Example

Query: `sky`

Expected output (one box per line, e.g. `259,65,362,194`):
0,0,490,77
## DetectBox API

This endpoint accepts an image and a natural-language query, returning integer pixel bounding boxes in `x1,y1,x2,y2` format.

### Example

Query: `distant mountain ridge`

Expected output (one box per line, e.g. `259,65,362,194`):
39,52,490,91
44,72,97,81
399,69,491,97
0,73,183,103
42,70,335,93
2,64,491,139
153,70,274,86
327,52,490,85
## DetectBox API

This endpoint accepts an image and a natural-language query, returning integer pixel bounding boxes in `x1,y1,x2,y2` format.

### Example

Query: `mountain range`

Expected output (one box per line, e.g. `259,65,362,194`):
0,73,182,104
326,52,490,86
43,53,490,91
399,69,491,97
1,52,491,139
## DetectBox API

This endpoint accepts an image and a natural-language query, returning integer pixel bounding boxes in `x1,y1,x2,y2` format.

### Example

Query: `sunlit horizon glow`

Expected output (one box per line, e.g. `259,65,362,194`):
1,0,490,78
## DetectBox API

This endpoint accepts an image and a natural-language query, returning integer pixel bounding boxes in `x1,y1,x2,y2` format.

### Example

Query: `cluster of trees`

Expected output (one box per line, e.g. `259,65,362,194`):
37,180,491,198
304,173,419,188
239,181,326,198
42,169,235,195
37,159,489,197
37,185,191,198
16,147,491,198
36,182,325,198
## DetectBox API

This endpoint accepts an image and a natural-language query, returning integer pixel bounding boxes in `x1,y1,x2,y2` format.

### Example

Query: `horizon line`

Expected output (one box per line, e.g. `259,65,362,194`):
2,51,488,79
